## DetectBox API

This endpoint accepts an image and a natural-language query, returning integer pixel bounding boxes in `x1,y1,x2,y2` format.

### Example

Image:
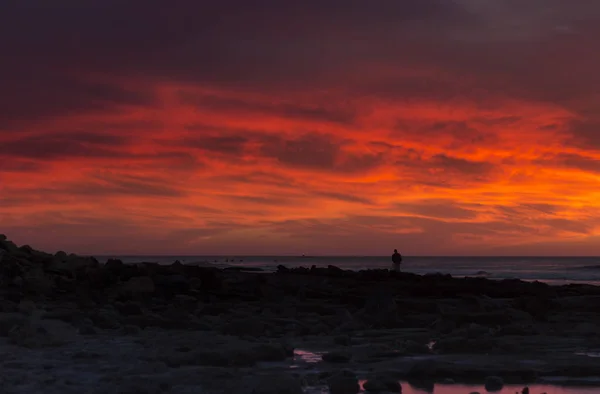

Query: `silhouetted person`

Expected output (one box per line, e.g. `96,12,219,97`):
391,249,402,272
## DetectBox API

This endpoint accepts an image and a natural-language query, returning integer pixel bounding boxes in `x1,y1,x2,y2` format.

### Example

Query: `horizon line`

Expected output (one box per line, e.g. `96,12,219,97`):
90,254,600,258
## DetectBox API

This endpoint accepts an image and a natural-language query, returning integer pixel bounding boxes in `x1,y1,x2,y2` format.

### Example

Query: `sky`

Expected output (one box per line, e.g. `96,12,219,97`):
2,0,600,256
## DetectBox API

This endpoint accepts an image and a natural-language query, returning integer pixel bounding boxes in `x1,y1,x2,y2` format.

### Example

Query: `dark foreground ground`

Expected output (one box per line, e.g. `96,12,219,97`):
2,235,600,393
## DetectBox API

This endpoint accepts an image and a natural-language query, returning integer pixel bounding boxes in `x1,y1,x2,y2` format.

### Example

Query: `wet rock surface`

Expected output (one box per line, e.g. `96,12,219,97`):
2,235,600,393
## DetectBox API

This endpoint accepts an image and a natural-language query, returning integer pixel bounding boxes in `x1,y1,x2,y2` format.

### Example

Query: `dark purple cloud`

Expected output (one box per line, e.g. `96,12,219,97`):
535,153,600,174
179,92,355,125
0,132,129,159
3,0,599,128
7,172,186,198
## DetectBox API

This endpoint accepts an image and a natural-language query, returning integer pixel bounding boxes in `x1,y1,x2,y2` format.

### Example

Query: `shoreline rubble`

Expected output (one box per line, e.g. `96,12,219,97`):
2,235,600,393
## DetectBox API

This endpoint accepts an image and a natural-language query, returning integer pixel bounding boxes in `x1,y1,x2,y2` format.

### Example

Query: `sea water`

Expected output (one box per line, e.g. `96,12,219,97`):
95,255,600,285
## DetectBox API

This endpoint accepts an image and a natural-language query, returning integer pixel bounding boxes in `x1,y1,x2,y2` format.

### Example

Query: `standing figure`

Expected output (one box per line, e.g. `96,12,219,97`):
391,249,402,272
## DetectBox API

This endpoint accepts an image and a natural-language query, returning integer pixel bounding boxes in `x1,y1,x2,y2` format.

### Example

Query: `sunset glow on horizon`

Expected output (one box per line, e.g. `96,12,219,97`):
2,1,600,255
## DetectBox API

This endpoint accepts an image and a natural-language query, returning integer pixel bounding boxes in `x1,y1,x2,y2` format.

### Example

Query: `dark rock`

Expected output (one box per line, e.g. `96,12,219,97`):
251,374,303,394
0,313,26,336
407,380,434,392
406,359,438,379
513,296,557,321
327,265,344,275
153,274,190,297
279,340,295,357
328,372,359,394
360,288,399,328
22,269,55,295
105,258,125,271
251,343,289,361
90,310,121,329
363,380,387,393
120,324,141,335
115,302,143,316
221,317,266,337
334,335,351,346
434,335,498,354
42,307,82,323
484,376,504,392
104,259,139,280
119,276,155,298
170,261,184,273
276,265,290,273
78,325,97,335
55,251,68,261
363,378,402,393
322,351,352,363
0,238,19,254
18,245,34,254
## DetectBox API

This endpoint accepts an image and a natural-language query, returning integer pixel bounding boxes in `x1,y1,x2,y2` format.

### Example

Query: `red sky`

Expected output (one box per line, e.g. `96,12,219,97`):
2,1,600,255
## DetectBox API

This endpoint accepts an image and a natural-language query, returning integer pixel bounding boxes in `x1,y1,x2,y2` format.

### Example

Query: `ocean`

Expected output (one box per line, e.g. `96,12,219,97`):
94,255,600,286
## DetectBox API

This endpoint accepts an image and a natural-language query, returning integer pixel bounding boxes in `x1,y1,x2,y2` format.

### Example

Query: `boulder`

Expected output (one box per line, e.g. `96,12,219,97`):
153,274,190,296
0,301,18,313
115,301,143,316
18,245,34,254
54,251,68,261
120,276,155,296
22,267,56,295
90,310,121,329
18,300,37,315
406,359,438,379
165,348,248,368
433,334,499,354
9,318,75,348
221,317,266,337
120,324,141,335
484,376,504,392
251,375,303,394
0,313,27,336
174,294,198,311
322,351,352,363
334,335,351,346
363,380,387,393
328,372,359,394
363,378,402,393
104,259,140,280
360,288,399,328
79,325,97,335
11,276,23,287
0,238,19,254
251,343,291,361
116,378,172,394
105,258,125,272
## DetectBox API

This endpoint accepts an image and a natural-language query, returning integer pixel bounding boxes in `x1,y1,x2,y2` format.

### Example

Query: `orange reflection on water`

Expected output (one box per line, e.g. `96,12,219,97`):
357,382,600,394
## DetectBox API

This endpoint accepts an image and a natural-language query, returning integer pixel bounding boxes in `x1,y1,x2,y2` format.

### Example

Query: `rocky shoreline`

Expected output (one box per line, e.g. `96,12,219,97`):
2,235,600,393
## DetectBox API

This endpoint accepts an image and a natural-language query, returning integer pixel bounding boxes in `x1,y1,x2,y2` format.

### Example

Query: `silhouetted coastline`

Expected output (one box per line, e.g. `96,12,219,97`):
2,234,600,393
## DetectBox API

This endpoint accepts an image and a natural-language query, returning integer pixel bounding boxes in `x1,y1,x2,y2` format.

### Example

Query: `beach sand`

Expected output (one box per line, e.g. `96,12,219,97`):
3,235,600,393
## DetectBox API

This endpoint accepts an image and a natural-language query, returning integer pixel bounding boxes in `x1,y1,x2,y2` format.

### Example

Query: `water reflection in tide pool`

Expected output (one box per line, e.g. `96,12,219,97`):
302,383,600,394
294,349,324,364
370,383,600,394
294,349,600,394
